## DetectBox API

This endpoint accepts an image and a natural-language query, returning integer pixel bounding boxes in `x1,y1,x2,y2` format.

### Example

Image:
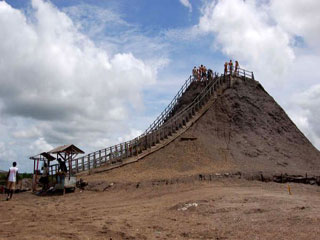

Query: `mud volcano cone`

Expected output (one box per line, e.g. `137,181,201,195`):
90,76,320,182
130,78,320,178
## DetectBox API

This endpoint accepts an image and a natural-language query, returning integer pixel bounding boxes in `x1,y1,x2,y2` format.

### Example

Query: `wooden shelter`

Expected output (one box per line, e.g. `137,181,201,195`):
29,144,84,193
47,144,84,178
29,152,56,191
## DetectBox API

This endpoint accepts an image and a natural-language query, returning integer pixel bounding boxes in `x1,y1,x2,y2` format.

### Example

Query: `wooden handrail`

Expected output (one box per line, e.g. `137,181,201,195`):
144,75,194,133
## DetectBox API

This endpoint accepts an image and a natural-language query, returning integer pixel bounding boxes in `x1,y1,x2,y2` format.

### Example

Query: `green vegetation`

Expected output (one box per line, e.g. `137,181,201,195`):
0,173,7,182
0,172,32,182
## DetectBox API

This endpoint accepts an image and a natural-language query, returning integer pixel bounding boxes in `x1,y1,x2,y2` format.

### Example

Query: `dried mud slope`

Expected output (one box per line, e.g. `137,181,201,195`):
184,78,320,176
90,78,320,182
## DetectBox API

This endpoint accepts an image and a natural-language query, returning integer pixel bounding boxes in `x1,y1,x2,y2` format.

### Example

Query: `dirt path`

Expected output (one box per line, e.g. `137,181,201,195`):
1,179,320,239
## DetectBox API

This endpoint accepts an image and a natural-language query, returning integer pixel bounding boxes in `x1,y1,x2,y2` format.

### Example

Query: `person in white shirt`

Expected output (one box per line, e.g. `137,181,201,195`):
6,162,19,201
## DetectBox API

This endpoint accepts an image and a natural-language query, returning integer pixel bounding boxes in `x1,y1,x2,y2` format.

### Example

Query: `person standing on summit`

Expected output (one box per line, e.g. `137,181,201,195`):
224,62,228,75
192,66,198,80
229,60,233,75
6,162,19,201
234,60,239,76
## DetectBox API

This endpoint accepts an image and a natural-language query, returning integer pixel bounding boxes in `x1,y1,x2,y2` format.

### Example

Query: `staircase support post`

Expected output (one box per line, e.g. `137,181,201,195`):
120,144,123,160
82,157,85,171
110,147,113,163
76,159,79,173
93,153,96,168
87,155,90,170
125,143,128,158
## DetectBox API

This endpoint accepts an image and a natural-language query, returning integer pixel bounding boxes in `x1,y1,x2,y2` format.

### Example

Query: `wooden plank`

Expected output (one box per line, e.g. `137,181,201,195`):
157,130,160,143
120,144,123,159
135,140,138,156
115,145,118,161
128,142,132,157
82,157,85,171
151,132,154,146
125,142,128,158
93,153,97,168
76,159,79,173
110,147,113,162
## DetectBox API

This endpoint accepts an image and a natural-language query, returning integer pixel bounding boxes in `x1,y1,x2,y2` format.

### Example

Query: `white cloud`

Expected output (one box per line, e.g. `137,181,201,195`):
0,142,17,166
0,0,156,122
0,0,161,170
63,3,129,38
289,84,320,148
180,0,192,12
29,137,53,153
117,128,143,143
270,0,320,50
0,0,156,121
12,127,41,139
198,0,294,84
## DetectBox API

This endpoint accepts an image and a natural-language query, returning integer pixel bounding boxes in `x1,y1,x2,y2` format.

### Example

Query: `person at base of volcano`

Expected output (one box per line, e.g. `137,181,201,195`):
40,162,49,191
57,158,67,185
6,162,19,201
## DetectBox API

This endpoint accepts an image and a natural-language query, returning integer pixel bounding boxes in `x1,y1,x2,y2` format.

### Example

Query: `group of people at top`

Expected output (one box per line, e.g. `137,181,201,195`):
224,60,239,75
192,60,240,82
192,65,214,81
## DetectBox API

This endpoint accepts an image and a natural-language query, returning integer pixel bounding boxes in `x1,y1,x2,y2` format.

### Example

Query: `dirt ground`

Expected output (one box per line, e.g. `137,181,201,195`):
1,179,320,240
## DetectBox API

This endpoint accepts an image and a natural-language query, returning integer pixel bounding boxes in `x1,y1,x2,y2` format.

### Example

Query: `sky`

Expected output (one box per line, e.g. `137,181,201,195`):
0,0,320,172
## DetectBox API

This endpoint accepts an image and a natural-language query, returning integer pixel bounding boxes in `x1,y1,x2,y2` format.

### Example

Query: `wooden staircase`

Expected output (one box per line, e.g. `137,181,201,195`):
48,68,254,175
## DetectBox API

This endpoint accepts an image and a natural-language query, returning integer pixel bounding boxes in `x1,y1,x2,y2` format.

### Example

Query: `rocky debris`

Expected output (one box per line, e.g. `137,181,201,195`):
19,178,32,191
84,181,115,192
76,178,88,189
177,202,198,211
273,174,320,185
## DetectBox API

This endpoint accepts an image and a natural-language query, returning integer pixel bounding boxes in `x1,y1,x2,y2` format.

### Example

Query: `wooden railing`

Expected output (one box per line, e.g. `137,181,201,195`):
235,67,254,80
225,67,254,80
144,75,195,134
49,68,254,175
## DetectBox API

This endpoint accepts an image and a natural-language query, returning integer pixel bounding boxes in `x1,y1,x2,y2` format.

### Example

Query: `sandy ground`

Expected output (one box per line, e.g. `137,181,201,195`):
1,179,320,240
